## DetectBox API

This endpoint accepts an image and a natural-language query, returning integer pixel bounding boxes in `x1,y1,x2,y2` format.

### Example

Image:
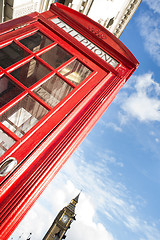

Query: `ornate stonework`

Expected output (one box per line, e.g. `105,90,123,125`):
42,194,80,240
0,0,54,23
63,0,142,38
112,0,142,37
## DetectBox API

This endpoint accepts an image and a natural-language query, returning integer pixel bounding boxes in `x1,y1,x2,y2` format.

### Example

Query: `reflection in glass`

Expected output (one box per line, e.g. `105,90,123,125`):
0,128,16,157
59,60,92,85
20,31,53,53
0,95,48,137
0,75,23,108
10,58,51,87
40,45,72,69
34,75,73,108
0,42,29,69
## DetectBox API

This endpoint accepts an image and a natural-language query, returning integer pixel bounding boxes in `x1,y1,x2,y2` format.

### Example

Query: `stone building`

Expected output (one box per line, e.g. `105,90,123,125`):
0,0,54,23
0,0,142,38
58,0,142,37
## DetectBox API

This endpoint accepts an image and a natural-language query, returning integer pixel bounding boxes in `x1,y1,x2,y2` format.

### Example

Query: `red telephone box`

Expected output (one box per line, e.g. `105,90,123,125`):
0,3,138,239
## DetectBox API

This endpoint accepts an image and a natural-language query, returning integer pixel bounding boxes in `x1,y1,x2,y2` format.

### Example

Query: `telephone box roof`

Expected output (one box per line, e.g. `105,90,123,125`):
49,3,139,68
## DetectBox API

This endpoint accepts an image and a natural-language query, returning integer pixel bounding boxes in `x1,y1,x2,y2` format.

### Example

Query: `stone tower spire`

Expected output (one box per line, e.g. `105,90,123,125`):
43,193,80,240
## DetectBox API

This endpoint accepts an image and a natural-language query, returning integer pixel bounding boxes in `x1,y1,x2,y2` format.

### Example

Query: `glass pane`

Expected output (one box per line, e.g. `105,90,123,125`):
59,60,92,85
0,128,16,157
40,45,72,69
10,58,51,88
0,42,29,69
34,75,73,108
20,31,54,53
0,95,48,137
0,75,23,108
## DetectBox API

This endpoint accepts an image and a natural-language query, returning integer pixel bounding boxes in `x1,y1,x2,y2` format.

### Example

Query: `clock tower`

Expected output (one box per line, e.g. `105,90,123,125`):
42,193,80,240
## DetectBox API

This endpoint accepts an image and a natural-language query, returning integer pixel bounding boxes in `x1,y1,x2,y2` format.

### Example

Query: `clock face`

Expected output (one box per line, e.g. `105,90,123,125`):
62,214,69,223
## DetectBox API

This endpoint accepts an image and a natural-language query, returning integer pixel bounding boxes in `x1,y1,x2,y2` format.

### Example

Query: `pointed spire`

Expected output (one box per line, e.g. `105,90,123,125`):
66,191,81,213
73,191,81,203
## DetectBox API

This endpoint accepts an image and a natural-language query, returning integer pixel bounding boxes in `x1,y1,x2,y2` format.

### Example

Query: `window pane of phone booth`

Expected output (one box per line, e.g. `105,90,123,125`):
0,42,30,69
20,31,54,53
10,58,52,87
0,18,108,163
0,75,24,108
39,45,73,69
59,59,92,85
0,95,49,137
33,74,74,108
0,128,16,157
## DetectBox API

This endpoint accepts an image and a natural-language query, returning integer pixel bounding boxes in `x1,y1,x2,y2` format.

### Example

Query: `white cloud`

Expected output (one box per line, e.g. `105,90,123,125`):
99,119,122,132
10,141,160,240
97,149,124,168
124,215,140,231
144,0,160,14
68,193,114,240
10,182,114,240
138,7,160,65
119,73,160,122
10,148,115,240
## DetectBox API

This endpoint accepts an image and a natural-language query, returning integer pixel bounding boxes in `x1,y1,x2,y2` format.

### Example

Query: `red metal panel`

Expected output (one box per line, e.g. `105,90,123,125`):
0,3,139,239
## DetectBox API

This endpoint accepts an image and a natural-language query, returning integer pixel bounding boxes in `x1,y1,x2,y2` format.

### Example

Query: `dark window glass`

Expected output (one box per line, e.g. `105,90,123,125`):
0,42,29,69
20,31,54,53
59,59,92,85
0,128,16,157
39,45,72,69
0,95,48,137
34,74,73,108
10,58,51,88
0,75,23,108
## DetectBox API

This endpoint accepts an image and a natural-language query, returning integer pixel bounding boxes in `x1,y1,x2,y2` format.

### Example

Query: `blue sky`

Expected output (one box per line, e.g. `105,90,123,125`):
10,1,160,240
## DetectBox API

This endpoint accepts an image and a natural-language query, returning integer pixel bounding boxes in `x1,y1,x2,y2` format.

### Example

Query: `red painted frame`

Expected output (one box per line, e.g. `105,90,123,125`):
0,3,139,239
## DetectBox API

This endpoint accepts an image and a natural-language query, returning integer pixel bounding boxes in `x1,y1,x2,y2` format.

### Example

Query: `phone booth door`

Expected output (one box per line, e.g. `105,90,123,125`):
0,19,108,176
